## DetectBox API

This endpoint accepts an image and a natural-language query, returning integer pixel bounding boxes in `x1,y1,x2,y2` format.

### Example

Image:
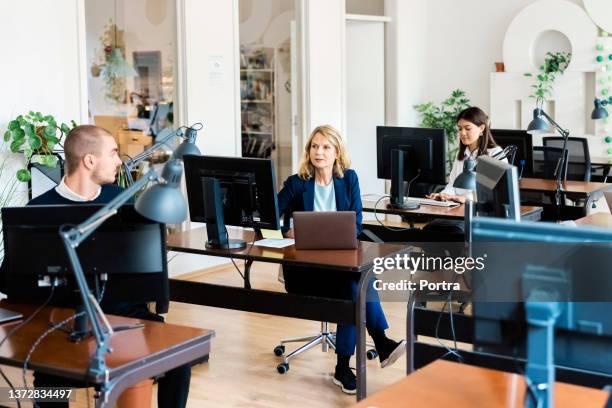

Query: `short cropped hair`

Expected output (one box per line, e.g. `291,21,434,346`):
64,125,113,175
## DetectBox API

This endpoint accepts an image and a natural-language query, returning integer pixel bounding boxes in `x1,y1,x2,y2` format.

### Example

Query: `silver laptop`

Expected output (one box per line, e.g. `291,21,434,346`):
0,307,22,324
293,211,358,250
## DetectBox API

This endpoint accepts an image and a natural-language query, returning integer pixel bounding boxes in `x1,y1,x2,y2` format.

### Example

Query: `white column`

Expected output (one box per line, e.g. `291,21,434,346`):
179,0,241,157
297,0,346,141
385,0,428,127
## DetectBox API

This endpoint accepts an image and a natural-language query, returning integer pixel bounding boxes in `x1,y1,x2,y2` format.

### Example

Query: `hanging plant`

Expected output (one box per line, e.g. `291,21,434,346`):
525,51,572,106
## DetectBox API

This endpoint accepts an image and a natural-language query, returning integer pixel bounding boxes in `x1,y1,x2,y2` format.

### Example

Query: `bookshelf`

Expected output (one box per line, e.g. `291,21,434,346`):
240,46,275,159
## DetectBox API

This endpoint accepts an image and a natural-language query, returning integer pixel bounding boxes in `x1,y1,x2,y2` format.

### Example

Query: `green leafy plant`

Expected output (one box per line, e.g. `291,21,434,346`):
3,111,76,182
525,51,572,106
414,89,471,174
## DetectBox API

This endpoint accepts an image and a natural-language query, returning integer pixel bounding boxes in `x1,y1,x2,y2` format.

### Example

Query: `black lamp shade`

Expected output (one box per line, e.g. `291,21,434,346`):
453,159,477,190
527,108,549,134
591,98,609,120
135,159,187,224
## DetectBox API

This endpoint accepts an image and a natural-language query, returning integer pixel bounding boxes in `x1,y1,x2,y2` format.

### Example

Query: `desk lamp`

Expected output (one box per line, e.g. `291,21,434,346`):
59,158,187,391
123,122,203,185
591,98,609,119
453,146,517,194
527,108,570,211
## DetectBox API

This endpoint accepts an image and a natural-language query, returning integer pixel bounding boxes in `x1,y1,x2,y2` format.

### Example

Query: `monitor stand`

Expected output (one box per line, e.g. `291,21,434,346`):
389,149,420,210
203,177,247,250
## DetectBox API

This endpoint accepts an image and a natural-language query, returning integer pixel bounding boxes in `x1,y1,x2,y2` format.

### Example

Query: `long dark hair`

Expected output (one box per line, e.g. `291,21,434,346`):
455,107,499,161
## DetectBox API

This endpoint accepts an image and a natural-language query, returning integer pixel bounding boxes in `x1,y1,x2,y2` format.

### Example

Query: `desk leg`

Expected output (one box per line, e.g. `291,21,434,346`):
244,259,253,289
406,291,417,374
356,267,373,401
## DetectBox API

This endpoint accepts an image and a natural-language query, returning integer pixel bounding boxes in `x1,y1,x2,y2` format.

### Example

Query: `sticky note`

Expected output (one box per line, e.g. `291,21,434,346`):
260,229,284,239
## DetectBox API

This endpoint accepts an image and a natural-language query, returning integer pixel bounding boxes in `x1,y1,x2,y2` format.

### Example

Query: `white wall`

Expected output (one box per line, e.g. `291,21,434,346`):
0,0,87,202
180,0,241,156
389,0,583,124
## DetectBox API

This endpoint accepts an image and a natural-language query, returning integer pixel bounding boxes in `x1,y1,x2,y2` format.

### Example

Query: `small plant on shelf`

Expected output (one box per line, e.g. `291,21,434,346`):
525,51,572,106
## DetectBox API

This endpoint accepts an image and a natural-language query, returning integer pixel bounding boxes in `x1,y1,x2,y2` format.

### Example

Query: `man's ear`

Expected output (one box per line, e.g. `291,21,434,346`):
82,153,96,171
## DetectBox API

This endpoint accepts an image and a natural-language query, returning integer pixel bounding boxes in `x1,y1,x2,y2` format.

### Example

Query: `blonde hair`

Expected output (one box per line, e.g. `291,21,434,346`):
297,125,351,180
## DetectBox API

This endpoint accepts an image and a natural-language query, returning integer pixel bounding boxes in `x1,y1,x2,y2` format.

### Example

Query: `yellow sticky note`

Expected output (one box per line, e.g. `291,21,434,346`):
260,228,283,239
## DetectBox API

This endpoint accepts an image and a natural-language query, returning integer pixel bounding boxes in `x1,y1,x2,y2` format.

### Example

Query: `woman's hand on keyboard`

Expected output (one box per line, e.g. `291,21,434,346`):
426,192,466,204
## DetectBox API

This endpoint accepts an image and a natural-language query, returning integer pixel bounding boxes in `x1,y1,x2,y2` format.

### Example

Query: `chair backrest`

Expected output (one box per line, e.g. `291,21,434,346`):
532,146,568,180
542,137,591,181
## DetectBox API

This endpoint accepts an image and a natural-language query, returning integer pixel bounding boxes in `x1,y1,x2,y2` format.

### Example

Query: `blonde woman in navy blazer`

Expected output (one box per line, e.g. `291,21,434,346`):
278,125,406,395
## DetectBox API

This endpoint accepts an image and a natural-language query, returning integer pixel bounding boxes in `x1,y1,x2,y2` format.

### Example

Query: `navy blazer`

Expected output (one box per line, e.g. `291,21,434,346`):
277,169,363,236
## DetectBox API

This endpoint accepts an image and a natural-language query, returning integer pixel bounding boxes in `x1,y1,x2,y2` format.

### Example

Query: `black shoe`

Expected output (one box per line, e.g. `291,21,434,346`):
332,365,356,395
378,338,407,368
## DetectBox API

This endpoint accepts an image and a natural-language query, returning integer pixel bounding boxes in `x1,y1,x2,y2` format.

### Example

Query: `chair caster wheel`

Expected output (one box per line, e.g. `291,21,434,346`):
277,362,289,374
273,345,285,356
367,349,378,360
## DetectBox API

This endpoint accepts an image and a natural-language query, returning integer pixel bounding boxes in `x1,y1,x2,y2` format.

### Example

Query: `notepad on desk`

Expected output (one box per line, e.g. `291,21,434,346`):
253,238,295,249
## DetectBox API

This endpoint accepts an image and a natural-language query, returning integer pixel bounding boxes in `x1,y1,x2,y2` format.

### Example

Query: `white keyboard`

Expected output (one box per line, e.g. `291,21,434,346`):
405,197,459,207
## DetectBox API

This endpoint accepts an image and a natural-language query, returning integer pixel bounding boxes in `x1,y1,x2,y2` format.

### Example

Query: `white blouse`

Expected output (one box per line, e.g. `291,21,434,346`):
441,146,505,196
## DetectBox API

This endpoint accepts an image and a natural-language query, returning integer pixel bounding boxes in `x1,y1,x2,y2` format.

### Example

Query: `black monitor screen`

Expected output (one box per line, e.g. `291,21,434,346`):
491,129,533,177
376,127,446,186
184,155,280,231
1,205,168,308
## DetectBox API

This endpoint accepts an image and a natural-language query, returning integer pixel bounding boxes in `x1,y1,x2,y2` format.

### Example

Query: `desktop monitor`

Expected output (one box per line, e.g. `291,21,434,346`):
149,102,172,138
491,129,533,178
471,217,612,389
183,155,280,249
1,204,169,310
376,127,446,209
475,156,521,221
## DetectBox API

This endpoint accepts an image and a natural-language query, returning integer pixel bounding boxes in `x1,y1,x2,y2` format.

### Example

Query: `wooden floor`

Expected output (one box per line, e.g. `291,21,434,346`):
2,262,459,407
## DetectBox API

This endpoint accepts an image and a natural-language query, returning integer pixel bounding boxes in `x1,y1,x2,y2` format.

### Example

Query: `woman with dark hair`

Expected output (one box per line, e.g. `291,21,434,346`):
427,106,504,204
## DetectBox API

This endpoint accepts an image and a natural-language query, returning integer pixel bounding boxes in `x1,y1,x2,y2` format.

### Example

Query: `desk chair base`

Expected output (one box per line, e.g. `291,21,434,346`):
274,322,378,374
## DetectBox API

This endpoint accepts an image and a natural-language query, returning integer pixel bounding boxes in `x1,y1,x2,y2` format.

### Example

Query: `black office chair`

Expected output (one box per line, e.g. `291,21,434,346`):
532,146,569,180
542,137,591,181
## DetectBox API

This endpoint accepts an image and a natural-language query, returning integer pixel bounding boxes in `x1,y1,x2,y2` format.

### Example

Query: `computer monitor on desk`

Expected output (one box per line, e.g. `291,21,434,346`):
183,155,280,250
376,127,446,209
1,204,168,338
475,156,521,221
471,217,612,406
491,129,533,178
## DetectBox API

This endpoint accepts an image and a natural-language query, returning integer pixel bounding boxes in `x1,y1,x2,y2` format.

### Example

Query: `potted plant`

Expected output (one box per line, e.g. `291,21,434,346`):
414,89,471,174
3,111,76,182
525,51,572,106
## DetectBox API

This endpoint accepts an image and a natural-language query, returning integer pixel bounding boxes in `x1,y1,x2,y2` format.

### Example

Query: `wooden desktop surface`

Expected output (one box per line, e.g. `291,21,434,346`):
576,212,612,228
519,178,611,196
353,360,609,408
167,227,408,273
362,198,542,220
0,302,213,382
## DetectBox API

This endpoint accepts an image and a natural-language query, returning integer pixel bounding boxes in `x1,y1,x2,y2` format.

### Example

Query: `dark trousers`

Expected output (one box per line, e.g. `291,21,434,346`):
283,266,388,356
33,303,191,408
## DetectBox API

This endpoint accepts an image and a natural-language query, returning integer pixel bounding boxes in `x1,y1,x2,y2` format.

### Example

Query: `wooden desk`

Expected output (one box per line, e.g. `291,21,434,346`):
576,212,612,228
354,360,609,408
167,227,409,401
0,303,213,407
519,178,611,199
362,198,543,222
